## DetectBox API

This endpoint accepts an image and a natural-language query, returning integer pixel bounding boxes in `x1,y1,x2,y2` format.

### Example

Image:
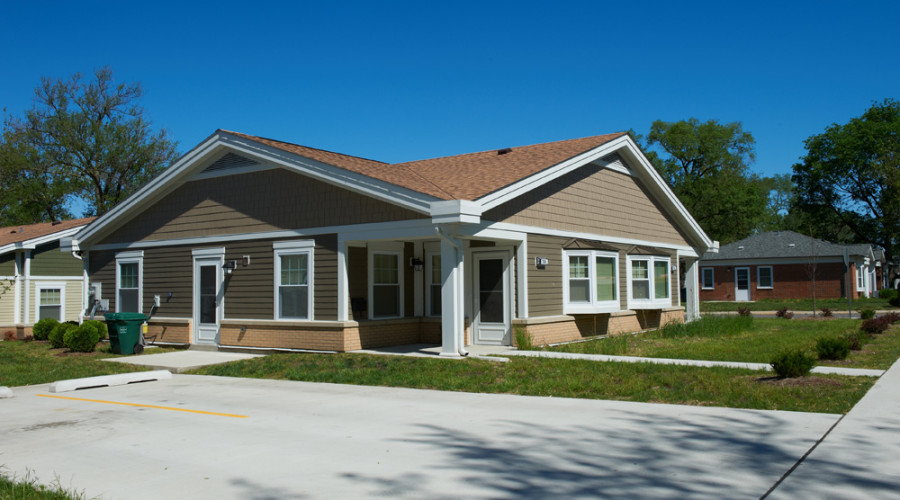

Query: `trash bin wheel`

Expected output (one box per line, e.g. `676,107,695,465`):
133,344,144,354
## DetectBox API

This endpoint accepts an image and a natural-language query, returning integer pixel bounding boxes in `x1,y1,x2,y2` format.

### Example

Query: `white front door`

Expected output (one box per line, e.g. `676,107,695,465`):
472,251,511,345
193,256,223,345
735,267,750,302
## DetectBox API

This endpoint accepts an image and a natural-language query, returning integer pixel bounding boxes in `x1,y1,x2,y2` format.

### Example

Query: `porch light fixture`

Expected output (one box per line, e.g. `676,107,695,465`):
410,257,424,272
223,260,238,274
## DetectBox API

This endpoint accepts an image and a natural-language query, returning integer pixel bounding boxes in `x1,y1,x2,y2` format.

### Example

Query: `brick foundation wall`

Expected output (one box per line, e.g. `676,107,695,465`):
146,320,191,344
518,309,683,347
699,262,856,301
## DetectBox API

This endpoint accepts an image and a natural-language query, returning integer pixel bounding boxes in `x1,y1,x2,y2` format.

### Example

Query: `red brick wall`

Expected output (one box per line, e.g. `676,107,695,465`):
699,262,863,301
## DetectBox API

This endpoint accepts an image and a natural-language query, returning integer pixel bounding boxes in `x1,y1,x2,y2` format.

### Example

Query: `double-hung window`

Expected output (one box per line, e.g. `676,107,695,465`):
757,266,773,289
274,240,315,320
627,255,671,308
36,283,65,321
369,244,404,319
116,251,143,313
563,250,619,314
426,252,441,316
701,268,714,290
857,265,865,291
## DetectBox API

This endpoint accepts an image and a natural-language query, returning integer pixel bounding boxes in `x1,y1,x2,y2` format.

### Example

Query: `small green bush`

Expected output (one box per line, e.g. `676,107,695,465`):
815,336,850,360
32,318,59,340
771,349,816,378
64,323,100,352
83,319,108,340
514,327,534,350
859,309,876,320
48,322,77,348
879,288,898,300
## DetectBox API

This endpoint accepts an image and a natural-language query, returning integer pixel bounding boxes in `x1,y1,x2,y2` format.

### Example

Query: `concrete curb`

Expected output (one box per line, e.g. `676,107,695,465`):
49,370,173,393
505,351,884,377
0,386,13,398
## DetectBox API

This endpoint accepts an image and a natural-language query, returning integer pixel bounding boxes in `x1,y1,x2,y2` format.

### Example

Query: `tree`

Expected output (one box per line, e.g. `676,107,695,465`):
0,67,178,222
792,99,900,261
636,118,768,244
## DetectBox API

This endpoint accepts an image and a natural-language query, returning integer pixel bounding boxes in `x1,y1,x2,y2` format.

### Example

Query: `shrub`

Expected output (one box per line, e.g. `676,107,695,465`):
891,296,900,307
48,322,77,348
771,350,816,378
736,307,752,317
821,307,834,318
32,318,58,340
775,307,793,319
83,319,108,340
514,327,534,350
879,288,899,300
845,332,867,350
859,309,876,320
3,330,15,341
64,324,100,352
883,312,900,324
815,336,851,360
861,316,891,334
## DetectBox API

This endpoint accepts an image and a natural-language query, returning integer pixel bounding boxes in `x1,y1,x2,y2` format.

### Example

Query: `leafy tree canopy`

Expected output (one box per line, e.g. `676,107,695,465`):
792,98,900,261
634,118,768,244
0,67,178,225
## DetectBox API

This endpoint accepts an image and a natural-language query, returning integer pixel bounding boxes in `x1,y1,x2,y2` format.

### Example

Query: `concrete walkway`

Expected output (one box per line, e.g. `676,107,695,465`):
102,350,263,373
766,355,900,499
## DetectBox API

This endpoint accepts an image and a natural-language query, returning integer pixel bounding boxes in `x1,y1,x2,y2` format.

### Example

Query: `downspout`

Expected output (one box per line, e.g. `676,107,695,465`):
434,226,468,357
71,249,87,323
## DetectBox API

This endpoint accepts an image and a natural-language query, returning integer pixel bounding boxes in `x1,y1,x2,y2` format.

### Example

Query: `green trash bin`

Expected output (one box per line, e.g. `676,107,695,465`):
104,312,149,355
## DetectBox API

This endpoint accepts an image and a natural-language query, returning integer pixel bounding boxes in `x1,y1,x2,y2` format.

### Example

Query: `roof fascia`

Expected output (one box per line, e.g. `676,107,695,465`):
75,131,439,247
0,225,86,255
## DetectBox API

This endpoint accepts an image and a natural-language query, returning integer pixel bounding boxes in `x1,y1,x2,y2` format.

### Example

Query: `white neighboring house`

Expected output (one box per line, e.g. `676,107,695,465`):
0,218,96,338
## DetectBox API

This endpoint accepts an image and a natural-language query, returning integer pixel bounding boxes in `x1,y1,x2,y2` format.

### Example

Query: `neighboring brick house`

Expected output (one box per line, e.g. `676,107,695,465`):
0,218,96,338
698,231,878,302
68,130,716,353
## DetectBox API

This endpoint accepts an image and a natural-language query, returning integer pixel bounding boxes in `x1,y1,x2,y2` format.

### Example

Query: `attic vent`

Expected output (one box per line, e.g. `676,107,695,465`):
738,246,745,250
201,153,260,174
497,148,513,155
789,243,796,247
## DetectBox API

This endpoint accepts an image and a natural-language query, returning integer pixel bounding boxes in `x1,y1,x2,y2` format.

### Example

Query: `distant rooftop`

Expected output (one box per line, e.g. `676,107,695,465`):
702,231,873,261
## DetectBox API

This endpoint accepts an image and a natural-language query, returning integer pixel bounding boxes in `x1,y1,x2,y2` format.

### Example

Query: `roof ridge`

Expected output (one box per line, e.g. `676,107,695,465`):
223,130,389,165
393,132,627,166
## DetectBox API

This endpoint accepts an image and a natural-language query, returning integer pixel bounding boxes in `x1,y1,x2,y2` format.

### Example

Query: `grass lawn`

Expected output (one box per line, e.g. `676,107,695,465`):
0,341,177,387
700,297,895,313
545,316,900,370
0,474,84,500
193,351,873,414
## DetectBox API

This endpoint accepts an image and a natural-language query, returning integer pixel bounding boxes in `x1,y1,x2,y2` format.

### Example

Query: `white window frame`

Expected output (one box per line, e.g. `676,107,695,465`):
857,264,866,292
757,266,773,289
627,255,672,309
35,281,66,322
273,240,315,321
115,250,143,313
425,250,442,317
563,250,620,314
368,243,404,319
701,268,714,290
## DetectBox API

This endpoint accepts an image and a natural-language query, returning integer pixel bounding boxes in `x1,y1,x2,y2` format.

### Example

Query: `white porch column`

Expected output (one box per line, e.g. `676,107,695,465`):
684,257,700,322
336,236,349,321
439,231,465,356
23,251,31,324
413,240,424,317
13,252,22,324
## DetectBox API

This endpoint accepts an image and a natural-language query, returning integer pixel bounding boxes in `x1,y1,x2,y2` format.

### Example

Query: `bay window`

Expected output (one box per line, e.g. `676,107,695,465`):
563,250,619,313
628,255,672,308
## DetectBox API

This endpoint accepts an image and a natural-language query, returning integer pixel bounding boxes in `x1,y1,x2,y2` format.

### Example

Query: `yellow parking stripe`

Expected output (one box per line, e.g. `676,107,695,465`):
37,394,248,418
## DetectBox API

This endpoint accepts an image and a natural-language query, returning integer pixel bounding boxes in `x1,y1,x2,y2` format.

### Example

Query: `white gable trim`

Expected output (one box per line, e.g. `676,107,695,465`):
0,226,87,255
74,131,440,247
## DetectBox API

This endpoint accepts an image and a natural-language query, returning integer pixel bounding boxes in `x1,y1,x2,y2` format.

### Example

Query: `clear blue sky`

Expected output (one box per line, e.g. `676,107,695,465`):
2,1,897,185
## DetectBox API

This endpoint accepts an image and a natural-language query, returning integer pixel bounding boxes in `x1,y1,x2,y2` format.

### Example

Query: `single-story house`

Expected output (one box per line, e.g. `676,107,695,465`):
67,130,716,354
698,231,879,302
0,218,95,338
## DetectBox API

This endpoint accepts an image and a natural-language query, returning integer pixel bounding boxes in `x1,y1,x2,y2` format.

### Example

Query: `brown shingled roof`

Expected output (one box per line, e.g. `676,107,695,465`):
225,130,627,201
0,217,96,248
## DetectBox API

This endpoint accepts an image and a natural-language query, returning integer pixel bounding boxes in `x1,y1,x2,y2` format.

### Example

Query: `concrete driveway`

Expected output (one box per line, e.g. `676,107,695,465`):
1,375,837,499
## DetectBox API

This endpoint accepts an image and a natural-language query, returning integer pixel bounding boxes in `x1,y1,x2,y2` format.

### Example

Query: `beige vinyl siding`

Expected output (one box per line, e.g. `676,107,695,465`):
0,288,14,324
99,168,427,245
64,281,83,321
527,234,565,317
0,253,16,276
483,164,690,247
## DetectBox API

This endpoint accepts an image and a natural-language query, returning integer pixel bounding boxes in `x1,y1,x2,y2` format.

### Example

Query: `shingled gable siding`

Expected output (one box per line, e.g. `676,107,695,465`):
98,167,427,245
483,164,690,247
